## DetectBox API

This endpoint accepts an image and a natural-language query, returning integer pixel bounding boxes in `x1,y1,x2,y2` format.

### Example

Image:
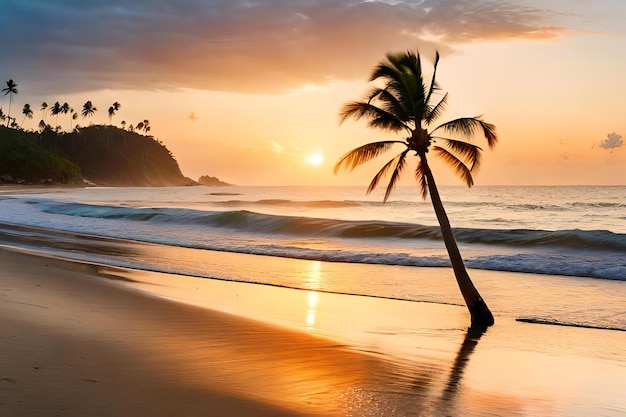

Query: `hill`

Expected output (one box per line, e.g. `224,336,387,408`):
1,125,195,186
0,126,82,184
42,125,195,186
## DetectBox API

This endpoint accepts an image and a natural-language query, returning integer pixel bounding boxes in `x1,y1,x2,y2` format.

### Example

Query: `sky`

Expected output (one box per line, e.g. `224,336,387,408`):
1,0,625,186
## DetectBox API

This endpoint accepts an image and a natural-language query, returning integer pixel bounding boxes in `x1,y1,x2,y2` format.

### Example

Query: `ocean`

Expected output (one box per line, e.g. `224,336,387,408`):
0,185,624,332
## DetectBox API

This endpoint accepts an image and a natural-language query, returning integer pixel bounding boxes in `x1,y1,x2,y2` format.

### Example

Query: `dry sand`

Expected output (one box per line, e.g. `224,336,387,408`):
1,247,625,416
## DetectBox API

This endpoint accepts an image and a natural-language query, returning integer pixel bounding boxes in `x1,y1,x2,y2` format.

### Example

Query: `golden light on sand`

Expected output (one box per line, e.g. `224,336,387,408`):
305,152,324,166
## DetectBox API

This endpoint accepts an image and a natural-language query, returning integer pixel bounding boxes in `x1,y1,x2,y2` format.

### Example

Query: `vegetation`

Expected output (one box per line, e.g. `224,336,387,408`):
0,78,194,186
2,79,18,127
53,125,194,186
0,126,82,184
334,50,498,330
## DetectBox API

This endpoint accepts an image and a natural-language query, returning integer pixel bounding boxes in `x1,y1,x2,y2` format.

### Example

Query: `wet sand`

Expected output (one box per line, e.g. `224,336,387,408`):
1,247,625,416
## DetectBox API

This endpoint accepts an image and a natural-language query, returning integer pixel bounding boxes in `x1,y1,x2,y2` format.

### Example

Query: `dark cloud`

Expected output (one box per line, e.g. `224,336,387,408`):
599,132,623,150
0,0,564,95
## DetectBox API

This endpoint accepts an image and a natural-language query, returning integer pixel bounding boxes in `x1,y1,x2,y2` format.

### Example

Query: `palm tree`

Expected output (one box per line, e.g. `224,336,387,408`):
21,103,33,128
0,108,5,125
70,112,78,131
60,103,75,130
108,101,121,125
2,79,18,127
50,101,62,128
41,102,48,123
81,101,97,120
334,50,497,329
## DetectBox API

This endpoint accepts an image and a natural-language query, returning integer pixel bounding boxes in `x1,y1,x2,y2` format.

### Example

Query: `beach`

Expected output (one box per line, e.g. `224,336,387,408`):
2,246,625,417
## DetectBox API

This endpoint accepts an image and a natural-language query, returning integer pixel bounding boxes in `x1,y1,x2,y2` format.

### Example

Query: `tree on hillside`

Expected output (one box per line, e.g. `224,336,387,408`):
108,101,121,125
137,119,150,133
40,102,48,123
0,108,5,125
70,112,78,131
2,79,18,127
334,50,498,330
61,103,75,130
50,101,62,128
81,101,97,120
21,103,33,127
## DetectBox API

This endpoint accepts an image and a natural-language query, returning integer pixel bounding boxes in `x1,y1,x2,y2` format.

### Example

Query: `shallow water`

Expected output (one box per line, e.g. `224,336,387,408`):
0,185,624,332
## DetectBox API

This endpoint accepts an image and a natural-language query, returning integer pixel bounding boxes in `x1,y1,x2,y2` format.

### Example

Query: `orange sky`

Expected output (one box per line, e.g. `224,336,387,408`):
1,1,625,186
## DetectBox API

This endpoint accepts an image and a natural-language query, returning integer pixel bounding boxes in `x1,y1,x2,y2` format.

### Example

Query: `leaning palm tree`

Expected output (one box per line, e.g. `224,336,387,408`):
2,79,18,127
82,101,97,120
21,103,33,128
334,50,497,329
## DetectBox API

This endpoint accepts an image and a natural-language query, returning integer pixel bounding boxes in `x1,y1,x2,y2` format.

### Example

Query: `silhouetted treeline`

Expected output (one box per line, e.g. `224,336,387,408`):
0,126,81,184
1,125,194,186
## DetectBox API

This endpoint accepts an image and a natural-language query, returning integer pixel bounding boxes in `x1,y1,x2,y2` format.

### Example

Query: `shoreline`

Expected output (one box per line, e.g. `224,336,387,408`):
1,247,625,416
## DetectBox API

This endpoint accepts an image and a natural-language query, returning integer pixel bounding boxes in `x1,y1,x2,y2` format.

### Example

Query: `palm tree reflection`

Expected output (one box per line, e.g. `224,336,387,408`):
436,327,486,414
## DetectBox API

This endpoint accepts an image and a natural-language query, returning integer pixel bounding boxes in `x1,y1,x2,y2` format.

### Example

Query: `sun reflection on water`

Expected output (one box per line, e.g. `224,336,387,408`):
305,261,323,329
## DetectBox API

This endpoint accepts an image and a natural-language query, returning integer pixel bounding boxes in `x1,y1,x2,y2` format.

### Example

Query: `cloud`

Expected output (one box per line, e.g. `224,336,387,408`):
599,132,623,150
0,0,566,95
269,140,300,155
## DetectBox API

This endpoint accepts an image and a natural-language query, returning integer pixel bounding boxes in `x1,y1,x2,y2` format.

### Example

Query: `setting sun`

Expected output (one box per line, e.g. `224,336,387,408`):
305,153,325,166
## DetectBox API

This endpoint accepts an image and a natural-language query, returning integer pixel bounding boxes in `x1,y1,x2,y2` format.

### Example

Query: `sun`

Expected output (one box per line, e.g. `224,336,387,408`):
305,152,325,166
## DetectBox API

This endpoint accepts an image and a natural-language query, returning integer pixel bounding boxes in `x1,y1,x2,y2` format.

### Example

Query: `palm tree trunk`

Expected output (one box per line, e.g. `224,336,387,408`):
420,154,494,329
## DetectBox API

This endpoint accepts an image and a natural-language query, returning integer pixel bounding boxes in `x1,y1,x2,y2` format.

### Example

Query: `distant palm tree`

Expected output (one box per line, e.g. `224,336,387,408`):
41,102,48,122
2,79,18,127
135,121,144,132
334,50,498,329
50,101,62,128
70,112,78,131
120,120,127,130
81,101,97,119
21,103,33,127
0,108,5,125
142,119,150,133
108,102,121,124
60,103,75,130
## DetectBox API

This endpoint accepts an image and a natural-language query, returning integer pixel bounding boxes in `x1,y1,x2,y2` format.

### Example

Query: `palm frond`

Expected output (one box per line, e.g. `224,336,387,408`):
380,149,409,203
370,56,404,84
365,149,407,195
375,88,410,122
334,141,403,174
424,92,448,125
365,86,384,104
432,117,498,148
433,146,474,187
437,137,482,170
339,101,409,132
424,51,440,104
415,159,428,199
372,52,427,123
